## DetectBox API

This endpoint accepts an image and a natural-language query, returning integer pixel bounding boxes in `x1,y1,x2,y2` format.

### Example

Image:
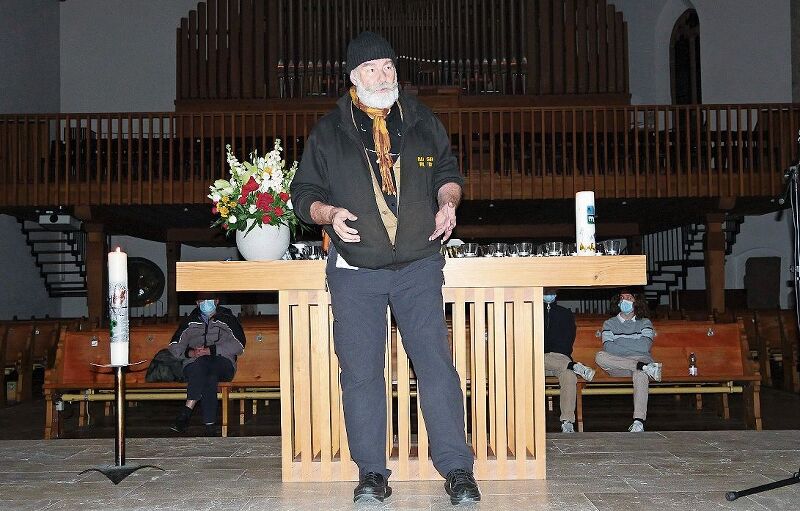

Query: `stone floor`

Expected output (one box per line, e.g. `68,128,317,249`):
0,431,798,510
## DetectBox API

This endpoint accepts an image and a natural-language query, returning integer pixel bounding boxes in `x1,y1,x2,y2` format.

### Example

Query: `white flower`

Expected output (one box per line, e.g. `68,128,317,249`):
210,193,221,202
248,204,257,214
228,215,237,224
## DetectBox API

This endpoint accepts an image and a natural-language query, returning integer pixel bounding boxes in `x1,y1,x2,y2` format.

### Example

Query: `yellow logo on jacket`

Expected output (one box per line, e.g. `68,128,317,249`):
417,156,434,168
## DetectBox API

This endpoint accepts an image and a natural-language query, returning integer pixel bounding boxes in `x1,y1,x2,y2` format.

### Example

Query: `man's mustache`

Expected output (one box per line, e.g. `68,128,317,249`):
365,82,398,93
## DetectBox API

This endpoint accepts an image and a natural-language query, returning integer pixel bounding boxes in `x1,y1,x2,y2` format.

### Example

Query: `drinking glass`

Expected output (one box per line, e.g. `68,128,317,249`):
459,243,480,257
302,246,323,260
545,241,563,256
510,242,533,257
484,243,508,257
602,239,622,255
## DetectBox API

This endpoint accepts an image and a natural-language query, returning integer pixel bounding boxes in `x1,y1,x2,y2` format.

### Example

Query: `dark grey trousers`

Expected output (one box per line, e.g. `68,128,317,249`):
183,355,234,424
326,249,474,479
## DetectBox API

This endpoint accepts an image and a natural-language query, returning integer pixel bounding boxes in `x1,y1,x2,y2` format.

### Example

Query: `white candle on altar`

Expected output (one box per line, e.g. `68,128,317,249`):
575,191,596,256
108,247,129,366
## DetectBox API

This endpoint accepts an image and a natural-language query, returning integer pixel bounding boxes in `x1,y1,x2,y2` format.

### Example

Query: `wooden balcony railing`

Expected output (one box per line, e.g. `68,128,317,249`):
1,103,797,207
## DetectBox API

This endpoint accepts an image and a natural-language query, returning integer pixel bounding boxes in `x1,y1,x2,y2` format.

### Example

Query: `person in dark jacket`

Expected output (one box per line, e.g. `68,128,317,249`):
290,31,479,505
168,294,245,436
543,289,595,433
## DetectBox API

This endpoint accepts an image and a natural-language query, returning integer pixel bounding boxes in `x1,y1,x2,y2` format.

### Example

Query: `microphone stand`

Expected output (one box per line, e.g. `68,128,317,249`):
726,130,800,501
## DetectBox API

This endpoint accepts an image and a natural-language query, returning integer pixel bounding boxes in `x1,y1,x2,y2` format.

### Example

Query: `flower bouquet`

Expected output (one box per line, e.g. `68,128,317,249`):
208,140,299,236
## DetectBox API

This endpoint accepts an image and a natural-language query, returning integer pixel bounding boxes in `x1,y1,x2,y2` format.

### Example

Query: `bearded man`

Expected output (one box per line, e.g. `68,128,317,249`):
290,31,480,505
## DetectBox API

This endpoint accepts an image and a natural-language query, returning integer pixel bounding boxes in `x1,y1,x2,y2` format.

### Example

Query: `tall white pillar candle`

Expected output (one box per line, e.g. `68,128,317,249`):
108,247,129,366
575,191,596,256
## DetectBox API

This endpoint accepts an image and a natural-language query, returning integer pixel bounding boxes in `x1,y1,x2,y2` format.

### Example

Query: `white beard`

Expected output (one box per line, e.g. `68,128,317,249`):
353,78,399,109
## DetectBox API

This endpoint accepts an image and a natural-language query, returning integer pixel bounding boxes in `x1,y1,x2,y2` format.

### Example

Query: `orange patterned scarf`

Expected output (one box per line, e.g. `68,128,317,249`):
349,86,396,196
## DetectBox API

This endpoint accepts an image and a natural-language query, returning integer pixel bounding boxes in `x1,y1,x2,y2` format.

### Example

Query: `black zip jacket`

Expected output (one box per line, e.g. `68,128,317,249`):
167,306,246,370
290,92,464,269
544,303,577,357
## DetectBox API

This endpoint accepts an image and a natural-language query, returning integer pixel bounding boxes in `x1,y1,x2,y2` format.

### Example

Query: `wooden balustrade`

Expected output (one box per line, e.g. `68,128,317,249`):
0,103,797,207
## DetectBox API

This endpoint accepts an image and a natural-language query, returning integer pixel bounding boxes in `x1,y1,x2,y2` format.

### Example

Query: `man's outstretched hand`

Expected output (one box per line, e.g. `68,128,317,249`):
430,202,457,242
330,207,360,243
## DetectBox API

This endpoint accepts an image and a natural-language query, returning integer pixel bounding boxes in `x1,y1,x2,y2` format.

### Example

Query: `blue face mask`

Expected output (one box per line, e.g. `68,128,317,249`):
619,299,634,314
543,294,557,304
199,299,216,316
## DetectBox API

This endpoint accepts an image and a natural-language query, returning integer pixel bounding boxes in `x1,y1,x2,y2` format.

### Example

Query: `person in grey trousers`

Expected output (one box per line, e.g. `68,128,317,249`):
595,289,662,432
289,31,479,505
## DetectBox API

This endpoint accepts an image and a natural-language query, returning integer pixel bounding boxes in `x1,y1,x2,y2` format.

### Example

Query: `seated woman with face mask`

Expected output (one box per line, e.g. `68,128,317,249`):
167,293,246,436
595,289,662,433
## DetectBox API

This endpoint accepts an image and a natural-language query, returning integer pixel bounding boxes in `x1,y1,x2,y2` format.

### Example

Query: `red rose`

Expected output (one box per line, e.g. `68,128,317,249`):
223,223,229,230
242,176,259,195
238,194,248,205
256,192,274,211
273,206,284,217
211,206,218,214
279,192,290,202
262,214,273,224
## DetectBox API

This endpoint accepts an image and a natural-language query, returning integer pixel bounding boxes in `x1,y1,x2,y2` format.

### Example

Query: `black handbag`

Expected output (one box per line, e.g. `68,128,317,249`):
145,348,185,383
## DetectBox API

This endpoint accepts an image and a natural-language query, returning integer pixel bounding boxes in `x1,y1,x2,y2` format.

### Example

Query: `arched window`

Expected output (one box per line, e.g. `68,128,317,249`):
670,9,701,104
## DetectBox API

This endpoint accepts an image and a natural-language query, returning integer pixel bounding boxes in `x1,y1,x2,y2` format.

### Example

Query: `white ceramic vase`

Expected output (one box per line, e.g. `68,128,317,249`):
235,220,291,261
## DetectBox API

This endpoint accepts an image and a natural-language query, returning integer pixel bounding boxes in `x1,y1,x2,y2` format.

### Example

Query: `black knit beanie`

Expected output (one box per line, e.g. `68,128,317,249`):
346,31,397,74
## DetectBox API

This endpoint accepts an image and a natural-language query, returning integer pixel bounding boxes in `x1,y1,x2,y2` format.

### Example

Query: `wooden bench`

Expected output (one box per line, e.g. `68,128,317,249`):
567,319,761,431
748,309,799,392
1,318,84,406
44,318,279,439
1,322,34,405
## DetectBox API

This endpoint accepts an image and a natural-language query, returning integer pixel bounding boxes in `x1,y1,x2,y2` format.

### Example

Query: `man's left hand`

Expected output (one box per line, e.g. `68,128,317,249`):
429,202,457,242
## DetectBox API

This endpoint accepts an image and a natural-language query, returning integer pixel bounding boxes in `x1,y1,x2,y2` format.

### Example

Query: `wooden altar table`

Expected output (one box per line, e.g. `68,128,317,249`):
177,256,646,482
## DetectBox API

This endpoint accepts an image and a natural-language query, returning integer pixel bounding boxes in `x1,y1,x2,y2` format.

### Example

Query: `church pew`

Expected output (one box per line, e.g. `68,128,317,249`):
750,309,800,391
1,323,34,405
570,319,761,431
44,320,280,439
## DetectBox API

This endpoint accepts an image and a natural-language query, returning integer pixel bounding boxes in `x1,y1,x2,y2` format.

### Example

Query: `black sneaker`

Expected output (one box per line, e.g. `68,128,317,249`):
444,469,481,505
204,423,220,437
170,406,192,433
353,472,391,503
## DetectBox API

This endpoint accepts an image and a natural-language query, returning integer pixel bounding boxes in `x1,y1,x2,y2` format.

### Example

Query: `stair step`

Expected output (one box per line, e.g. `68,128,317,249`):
21,226,48,233
47,280,87,286
33,250,78,255
45,272,86,284
656,259,704,268
39,261,84,267
655,259,685,267
41,270,85,275
50,291,87,297
29,239,71,244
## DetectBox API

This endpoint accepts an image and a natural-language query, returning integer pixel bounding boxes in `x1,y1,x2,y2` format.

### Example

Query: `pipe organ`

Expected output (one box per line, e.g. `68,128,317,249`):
177,0,629,103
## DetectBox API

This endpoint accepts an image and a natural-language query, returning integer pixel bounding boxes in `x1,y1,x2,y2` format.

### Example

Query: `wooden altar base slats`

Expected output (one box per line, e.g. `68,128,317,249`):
177,256,646,482
279,287,547,482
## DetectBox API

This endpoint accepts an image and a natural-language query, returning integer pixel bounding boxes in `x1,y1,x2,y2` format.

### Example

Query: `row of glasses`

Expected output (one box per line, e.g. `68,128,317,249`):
451,239,623,257
289,243,326,260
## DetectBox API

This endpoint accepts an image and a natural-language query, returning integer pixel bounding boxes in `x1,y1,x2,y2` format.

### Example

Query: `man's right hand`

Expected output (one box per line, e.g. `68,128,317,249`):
330,207,360,243
190,347,211,358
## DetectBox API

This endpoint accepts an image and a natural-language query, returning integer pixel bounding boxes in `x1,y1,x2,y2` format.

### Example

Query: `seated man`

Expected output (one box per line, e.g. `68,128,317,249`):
168,294,245,435
543,289,595,433
595,289,661,432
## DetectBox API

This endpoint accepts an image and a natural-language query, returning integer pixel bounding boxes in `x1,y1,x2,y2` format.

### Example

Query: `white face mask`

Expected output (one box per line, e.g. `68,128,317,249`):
199,299,216,316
